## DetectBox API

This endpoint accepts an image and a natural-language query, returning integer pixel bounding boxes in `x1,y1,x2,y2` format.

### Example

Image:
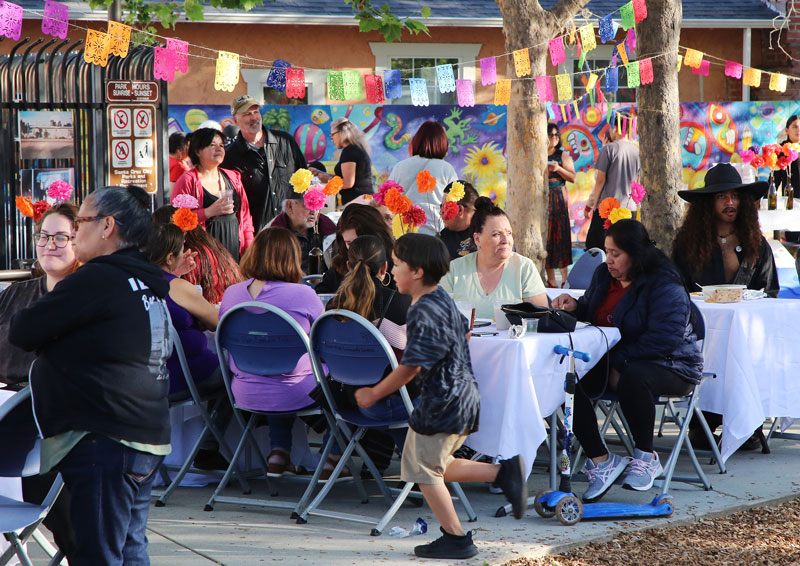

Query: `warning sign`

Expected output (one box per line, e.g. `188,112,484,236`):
134,108,152,137
111,108,131,137
112,139,132,168
134,139,154,168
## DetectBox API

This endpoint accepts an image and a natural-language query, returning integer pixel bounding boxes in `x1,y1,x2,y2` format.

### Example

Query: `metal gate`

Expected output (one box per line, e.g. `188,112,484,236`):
0,37,168,270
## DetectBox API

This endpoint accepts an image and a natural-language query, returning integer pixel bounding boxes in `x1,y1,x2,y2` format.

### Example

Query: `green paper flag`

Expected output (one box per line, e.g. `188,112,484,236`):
578,46,586,69
626,61,640,87
620,2,635,30
327,71,344,101
343,70,363,100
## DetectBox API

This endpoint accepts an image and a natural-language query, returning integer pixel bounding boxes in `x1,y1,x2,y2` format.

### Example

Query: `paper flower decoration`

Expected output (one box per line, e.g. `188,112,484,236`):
32,201,52,222
446,181,465,203
598,197,620,219
630,180,646,205
172,208,199,232
751,155,765,168
303,188,327,211
416,170,436,194
47,180,73,202
171,194,199,209
402,205,427,228
764,153,778,169
15,196,34,218
290,168,313,193
385,188,412,215
374,180,404,206
322,176,343,196
441,201,459,222
778,156,791,169
743,143,799,171
608,206,632,224
739,149,755,164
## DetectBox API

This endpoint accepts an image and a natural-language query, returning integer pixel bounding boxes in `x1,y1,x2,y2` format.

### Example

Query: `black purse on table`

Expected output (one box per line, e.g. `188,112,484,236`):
500,302,577,333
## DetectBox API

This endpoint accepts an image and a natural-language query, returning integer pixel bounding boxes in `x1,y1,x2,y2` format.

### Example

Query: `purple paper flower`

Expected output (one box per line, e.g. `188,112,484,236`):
303,188,327,211
46,180,73,202
630,180,646,205
171,194,200,209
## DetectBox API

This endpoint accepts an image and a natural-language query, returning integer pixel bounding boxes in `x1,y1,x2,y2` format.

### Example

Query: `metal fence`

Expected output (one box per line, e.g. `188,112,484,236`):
0,37,168,270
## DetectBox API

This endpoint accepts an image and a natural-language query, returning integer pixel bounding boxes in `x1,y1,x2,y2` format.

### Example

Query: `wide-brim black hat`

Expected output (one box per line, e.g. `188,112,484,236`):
677,163,768,202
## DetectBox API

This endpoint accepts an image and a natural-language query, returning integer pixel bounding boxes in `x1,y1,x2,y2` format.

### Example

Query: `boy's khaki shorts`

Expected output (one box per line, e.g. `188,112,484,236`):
400,429,468,485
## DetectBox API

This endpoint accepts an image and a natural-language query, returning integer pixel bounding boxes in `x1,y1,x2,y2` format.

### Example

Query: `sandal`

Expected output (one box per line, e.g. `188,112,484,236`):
267,448,295,477
319,456,352,483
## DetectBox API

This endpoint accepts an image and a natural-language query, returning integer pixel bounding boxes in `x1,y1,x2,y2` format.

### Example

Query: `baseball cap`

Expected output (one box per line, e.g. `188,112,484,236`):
231,95,260,117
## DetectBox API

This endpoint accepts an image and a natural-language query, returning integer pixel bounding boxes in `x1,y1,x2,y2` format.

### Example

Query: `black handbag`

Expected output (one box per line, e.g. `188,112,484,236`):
500,302,577,333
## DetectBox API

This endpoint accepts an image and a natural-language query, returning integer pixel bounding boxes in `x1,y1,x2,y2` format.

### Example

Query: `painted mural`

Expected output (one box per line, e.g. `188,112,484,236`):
168,100,800,242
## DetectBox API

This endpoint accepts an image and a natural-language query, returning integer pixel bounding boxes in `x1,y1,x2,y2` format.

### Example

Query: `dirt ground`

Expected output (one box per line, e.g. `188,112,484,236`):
504,496,800,566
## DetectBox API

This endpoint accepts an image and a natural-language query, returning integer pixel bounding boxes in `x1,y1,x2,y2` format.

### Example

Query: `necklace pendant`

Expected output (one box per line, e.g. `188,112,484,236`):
720,237,727,244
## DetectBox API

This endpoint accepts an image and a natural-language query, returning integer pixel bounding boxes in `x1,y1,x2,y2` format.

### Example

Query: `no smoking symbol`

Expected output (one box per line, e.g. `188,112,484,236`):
114,110,128,129
136,110,149,129
115,141,129,160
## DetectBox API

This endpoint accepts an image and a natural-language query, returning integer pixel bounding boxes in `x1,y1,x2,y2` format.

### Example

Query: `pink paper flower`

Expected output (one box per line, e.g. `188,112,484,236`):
171,194,200,209
739,149,755,164
303,188,326,211
374,180,404,206
46,180,73,202
789,149,799,162
630,180,646,205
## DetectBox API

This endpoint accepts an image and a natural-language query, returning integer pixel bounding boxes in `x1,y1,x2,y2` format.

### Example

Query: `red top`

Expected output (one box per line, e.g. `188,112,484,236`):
592,278,630,327
169,156,189,182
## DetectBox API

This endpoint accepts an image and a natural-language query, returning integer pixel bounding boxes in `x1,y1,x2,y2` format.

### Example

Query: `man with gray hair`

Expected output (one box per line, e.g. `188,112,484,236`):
222,95,307,230
269,193,336,274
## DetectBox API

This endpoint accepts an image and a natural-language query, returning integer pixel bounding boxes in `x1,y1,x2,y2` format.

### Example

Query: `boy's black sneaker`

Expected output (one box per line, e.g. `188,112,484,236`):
414,527,478,559
493,454,527,519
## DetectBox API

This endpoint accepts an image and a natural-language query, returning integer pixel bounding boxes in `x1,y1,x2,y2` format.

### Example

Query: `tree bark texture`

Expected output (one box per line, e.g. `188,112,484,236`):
636,0,685,253
496,0,589,264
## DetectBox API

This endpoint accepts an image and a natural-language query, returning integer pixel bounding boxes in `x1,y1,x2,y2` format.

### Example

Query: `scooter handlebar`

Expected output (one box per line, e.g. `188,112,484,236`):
553,345,592,362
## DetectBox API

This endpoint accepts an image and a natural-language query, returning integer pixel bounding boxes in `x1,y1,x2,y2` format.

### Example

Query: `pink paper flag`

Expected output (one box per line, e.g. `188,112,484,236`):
626,28,637,52
42,0,68,40
364,74,385,104
480,57,497,86
456,79,474,107
633,0,647,23
285,67,305,99
166,38,188,73
691,60,710,76
549,37,566,66
639,58,654,84
535,75,553,102
153,47,176,82
0,1,23,41
724,60,743,79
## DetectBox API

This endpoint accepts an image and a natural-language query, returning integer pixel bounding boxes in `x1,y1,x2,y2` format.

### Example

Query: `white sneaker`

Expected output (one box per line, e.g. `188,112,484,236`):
582,452,629,502
622,449,663,491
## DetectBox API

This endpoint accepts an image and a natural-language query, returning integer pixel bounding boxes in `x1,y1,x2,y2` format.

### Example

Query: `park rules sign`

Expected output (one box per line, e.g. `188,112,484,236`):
106,81,160,193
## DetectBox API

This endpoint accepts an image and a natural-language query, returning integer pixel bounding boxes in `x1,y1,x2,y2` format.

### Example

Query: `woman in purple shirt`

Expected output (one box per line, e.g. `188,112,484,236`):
220,227,321,477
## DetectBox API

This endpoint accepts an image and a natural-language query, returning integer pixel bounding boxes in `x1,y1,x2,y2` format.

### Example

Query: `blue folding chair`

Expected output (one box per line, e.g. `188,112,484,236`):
296,310,477,535
203,302,366,514
565,248,605,289
152,323,248,507
0,387,64,566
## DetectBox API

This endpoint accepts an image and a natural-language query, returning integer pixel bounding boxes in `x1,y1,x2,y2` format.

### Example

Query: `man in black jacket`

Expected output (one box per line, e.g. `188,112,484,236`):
222,95,307,231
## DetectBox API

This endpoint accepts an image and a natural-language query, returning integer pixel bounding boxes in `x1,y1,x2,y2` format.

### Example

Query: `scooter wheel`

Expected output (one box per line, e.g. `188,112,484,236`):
555,495,583,526
533,489,556,518
660,496,675,517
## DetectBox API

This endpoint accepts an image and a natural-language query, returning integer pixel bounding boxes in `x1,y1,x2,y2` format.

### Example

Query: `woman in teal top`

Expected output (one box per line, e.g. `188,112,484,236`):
440,197,548,319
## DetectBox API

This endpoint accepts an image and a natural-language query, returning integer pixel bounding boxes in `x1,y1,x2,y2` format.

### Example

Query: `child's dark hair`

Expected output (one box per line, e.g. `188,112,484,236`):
393,233,450,286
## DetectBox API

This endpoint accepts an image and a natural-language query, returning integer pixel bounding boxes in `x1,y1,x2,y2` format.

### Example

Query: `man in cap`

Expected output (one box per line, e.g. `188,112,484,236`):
269,194,336,274
222,95,307,230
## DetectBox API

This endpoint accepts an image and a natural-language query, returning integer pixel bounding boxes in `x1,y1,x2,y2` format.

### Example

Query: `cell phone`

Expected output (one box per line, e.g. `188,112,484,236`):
470,331,499,337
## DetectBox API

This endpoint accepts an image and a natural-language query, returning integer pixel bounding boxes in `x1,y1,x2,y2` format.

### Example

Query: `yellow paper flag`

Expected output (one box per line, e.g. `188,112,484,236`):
769,73,787,93
586,73,598,91
683,48,703,69
494,79,511,105
743,67,762,88
559,104,567,122
214,51,240,92
677,55,682,72
84,30,111,67
556,73,572,101
108,21,131,58
568,22,576,44
572,100,580,117
513,48,531,78
617,43,629,66
579,24,596,53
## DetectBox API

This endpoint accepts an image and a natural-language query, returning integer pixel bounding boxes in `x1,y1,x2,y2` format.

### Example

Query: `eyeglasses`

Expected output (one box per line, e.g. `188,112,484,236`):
33,232,72,248
74,215,125,229
329,130,340,140
548,133,559,139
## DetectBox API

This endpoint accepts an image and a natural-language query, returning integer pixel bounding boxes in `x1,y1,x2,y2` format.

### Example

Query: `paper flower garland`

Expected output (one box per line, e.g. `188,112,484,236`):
303,188,327,211
446,181,465,203
740,143,800,172
171,194,200,209
374,180,404,206
441,201,459,221
46,180,73,202
172,208,199,232
290,168,313,193
322,176,343,196
416,170,436,194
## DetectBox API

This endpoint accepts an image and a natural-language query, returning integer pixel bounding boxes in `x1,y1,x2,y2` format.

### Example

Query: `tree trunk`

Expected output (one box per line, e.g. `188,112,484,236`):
496,0,589,264
637,0,684,252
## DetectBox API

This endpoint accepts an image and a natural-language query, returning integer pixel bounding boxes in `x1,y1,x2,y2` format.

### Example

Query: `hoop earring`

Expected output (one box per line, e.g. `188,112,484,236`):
381,272,391,286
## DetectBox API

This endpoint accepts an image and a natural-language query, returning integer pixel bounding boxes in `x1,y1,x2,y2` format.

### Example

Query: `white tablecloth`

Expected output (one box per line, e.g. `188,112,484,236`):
758,209,800,231
694,298,800,461
464,325,621,477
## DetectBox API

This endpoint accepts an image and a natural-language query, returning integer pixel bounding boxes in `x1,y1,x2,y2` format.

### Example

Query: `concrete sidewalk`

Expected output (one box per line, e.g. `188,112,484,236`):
125,424,799,566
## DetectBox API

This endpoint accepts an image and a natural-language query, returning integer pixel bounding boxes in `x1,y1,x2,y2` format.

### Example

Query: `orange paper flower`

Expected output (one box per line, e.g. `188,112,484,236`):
598,197,620,219
323,176,343,196
15,196,34,218
172,208,199,232
416,170,436,194
385,188,412,215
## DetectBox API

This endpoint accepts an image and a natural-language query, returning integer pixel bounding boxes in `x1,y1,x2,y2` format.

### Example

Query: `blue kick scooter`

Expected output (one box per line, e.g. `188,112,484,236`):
533,345,675,525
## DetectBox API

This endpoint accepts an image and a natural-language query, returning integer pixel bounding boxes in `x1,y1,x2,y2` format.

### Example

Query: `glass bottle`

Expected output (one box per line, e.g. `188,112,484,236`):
787,181,794,210
307,230,324,276
768,176,778,210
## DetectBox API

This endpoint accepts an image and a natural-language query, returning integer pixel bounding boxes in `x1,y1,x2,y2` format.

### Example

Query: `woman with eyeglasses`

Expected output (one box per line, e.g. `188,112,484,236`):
311,117,373,205
546,122,576,288
172,127,255,260
9,185,172,565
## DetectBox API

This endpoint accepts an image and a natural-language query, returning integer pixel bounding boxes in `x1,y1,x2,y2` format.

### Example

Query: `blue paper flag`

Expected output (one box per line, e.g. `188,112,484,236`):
599,15,615,43
383,69,402,99
436,64,456,93
606,66,619,92
266,59,291,92
409,78,429,106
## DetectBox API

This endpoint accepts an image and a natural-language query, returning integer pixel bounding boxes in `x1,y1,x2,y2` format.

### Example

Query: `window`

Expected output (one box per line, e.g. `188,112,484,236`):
569,47,635,104
389,57,459,105
263,86,308,105
240,69,326,106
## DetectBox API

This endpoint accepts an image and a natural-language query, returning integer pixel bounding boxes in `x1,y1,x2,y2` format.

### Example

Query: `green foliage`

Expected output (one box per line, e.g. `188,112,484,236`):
90,0,429,44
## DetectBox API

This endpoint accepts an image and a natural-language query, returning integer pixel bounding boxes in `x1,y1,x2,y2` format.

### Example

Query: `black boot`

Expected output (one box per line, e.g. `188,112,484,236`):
414,527,478,559
493,454,527,519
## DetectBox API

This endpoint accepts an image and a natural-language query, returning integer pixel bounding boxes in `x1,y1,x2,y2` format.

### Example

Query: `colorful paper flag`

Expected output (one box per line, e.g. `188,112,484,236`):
456,79,474,107
153,46,176,82
586,73,598,91
409,78,429,106
626,61,640,87
626,28,636,52
513,48,531,77
166,38,188,73
639,58,653,84
724,60,743,79
599,15,615,43
436,64,456,93
769,73,787,93
617,43,629,66
84,30,111,67
683,48,703,69
535,75,554,102
214,51,239,92
579,24,596,52
691,60,710,76
266,59,291,92
620,1,635,30
383,69,402,99
343,70,363,100
285,67,305,99
108,21,131,58
633,0,647,23
606,66,619,92
327,71,345,101
549,37,566,66
494,79,511,106
364,74,385,103
0,1,22,41
480,57,497,86
743,67,762,88
555,73,572,101
42,0,68,40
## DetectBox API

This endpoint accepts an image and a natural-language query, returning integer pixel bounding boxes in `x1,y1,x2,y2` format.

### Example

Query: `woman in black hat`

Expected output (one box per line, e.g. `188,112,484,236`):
672,163,779,298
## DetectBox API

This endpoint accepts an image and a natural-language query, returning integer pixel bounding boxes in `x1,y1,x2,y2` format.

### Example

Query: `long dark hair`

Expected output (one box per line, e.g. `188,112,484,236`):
547,122,563,153
328,235,386,319
331,204,394,275
606,219,674,281
672,194,762,275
